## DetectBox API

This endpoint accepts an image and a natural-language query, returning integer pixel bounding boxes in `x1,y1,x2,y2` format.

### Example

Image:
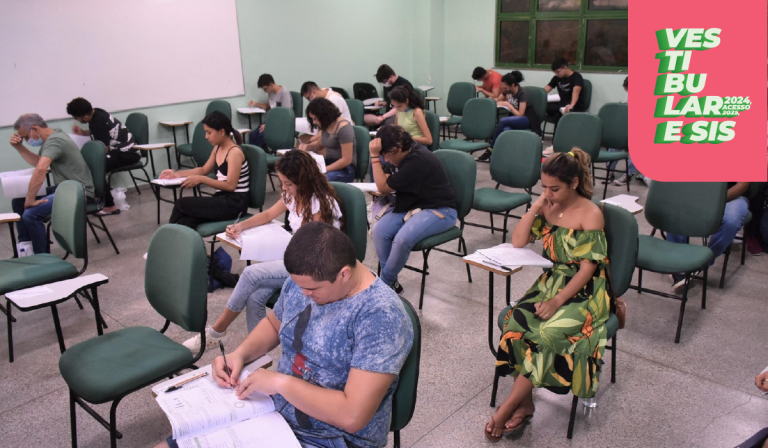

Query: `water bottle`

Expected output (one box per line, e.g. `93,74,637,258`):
582,397,597,408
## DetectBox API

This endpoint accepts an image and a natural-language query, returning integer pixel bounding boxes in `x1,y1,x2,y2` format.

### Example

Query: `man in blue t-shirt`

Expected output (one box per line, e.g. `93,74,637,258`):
156,222,413,448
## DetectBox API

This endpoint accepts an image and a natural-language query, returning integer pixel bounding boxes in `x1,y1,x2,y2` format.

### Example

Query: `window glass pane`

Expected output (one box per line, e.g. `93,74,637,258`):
538,0,580,11
584,19,628,66
535,20,579,65
499,21,530,64
588,0,628,10
500,0,530,13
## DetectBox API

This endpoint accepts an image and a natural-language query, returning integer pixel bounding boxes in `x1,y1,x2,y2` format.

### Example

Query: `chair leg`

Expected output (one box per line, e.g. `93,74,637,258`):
702,267,708,309
7,299,14,363
502,211,511,244
741,228,748,265
97,215,120,254
418,249,431,310
208,240,216,293
73,294,84,309
461,237,472,283
490,370,501,407
87,219,102,244
637,268,643,292
109,399,122,448
69,389,78,448
129,172,141,195
611,333,617,384
566,395,579,439
268,173,276,191
674,274,691,343
394,430,400,448
51,304,66,354
489,212,495,235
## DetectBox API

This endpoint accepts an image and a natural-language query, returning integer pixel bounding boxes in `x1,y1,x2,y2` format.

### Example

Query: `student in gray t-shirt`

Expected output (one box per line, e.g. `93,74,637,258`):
156,223,413,448
9,113,95,254
248,73,294,148
300,98,357,183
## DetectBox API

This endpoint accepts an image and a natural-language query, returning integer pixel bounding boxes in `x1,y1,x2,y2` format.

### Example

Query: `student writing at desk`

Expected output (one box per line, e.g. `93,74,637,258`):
159,111,249,228
161,223,413,448
183,150,342,352
364,64,413,128
247,73,293,149
544,57,586,117
299,98,357,183
9,113,95,254
472,66,503,100
67,97,137,215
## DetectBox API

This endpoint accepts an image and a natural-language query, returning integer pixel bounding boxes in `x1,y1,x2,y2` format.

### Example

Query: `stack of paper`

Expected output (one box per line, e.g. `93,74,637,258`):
237,107,267,114
0,168,47,199
363,98,383,106
471,244,553,271
151,177,186,187
601,194,643,214
547,92,561,103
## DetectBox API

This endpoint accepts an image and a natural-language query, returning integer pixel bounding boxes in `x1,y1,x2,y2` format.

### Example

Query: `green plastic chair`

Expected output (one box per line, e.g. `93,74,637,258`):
330,86,350,99
408,150,476,309
490,201,636,439
206,99,232,120
0,180,99,362
60,224,208,448
439,98,496,154
552,113,602,161
413,87,426,106
469,131,541,242
351,126,370,182
522,86,547,128
263,107,296,190
108,113,151,195
176,122,212,168
632,181,727,343
290,91,303,118
441,82,476,139
424,111,440,151
542,79,593,138
346,99,365,127
594,103,629,199
81,141,120,254
390,297,421,448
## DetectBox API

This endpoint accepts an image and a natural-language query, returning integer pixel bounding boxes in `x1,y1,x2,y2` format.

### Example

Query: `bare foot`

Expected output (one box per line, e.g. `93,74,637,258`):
484,404,518,441
504,403,535,431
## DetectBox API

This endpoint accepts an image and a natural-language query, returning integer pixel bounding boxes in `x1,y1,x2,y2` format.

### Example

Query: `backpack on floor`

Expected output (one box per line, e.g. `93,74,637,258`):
207,247,239,291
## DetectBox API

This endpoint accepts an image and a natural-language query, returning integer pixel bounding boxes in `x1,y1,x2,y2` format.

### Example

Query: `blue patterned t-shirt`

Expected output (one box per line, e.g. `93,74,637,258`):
273,276,414,447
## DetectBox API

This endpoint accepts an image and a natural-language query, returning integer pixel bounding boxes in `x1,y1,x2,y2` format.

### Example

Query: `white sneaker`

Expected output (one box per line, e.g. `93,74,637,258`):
542,146,554,157
182,325,226,353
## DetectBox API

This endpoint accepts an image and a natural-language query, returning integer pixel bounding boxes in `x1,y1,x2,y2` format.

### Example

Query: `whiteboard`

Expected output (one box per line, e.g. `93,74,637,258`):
0,0,244,127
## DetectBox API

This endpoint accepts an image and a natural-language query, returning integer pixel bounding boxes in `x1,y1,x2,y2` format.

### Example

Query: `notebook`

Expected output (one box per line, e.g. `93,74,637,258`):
473,244,553,270
151,177,186,187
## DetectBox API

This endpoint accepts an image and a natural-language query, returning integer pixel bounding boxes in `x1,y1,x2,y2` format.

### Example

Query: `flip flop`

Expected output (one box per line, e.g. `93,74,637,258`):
504,413,533,432
483,416,505,443
483,413,533,442
96,209,121,216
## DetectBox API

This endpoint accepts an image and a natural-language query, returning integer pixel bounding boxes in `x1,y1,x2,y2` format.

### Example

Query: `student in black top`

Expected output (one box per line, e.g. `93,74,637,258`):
67,97,137,215
544,57,586,117
364,64,414,128
160,111,250,229
370,125,458,293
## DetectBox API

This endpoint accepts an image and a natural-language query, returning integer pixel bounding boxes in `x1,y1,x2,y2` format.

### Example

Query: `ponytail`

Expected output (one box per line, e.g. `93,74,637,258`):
202,110,242,145
542,147,593,199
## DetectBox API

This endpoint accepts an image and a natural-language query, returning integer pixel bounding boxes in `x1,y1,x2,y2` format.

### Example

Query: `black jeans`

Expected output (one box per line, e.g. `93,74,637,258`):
169,192,248,229
104,150,141,207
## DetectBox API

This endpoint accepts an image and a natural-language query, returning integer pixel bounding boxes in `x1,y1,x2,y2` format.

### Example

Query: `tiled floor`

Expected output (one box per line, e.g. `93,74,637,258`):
0,155,766,448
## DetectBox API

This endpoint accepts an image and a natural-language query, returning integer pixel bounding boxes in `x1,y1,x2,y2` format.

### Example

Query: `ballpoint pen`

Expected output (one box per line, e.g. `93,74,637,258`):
219,341,235,390
164,372,208,393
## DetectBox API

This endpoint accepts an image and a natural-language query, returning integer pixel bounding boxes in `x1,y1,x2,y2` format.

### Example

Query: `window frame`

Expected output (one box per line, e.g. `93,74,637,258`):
495,0,628,72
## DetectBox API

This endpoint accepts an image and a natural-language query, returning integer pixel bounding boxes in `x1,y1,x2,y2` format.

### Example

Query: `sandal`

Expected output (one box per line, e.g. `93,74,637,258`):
96,209,121,216
483,413,533,442
483,415,505,443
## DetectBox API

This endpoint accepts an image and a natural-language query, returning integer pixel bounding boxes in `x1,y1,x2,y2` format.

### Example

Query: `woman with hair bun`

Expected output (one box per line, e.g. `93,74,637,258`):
161,111,250,229
485,148,610,442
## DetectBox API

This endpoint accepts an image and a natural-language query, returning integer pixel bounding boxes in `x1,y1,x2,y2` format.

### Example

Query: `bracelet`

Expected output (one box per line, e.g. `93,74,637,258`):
526,210,538,217
371,159,381,164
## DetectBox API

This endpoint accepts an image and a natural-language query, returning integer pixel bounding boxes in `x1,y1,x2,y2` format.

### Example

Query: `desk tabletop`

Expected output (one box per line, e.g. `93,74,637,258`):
216,233,242,251
463,257,522,277
425,96,441,101
159,121,192,127
364,105,382,111
418,86,435,92
6,273,109,309
237,107,266,114
237,128,252,135
0,213,21,223
135,142,175,150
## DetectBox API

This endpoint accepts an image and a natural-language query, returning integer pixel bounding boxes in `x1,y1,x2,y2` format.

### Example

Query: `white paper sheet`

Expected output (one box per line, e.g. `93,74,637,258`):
68,134,91,149
239,223,293,262
0,168,47,199
363,97,383,106
547,92,561,103
237,107,266,114
176,411,300,448
476,244,553,269
295,117,318,136
350,183,380,193
151,177,186,186
601,194,643,214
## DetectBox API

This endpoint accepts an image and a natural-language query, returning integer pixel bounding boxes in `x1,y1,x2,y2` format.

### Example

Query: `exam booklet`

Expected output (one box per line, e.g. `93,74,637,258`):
155,365,300,447
216,221,292,262
474,244,554,270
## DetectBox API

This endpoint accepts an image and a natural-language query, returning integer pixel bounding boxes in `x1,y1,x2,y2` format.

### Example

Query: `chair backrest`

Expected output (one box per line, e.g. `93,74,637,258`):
346,99,365,128
290,91,303,118
81,140,107,200
352,126,370,181
240,144,268,210
390,297,421,434
581,79,593,112
353,82,379,101
522,86,547,125
145,224,208,332
434,149,476,220
125,112,148,146
51,180,87,260
446,82,476,116
263,107,296,151
424,111,440,152
330,87,350,99
597,103,628,150
490,131,541,189
413,87,426,106
645,181,727,237
190,122,214,167
206,100,232,120
329,182,368,262
552,113,602,161
600,202,638,297
460,98,497,141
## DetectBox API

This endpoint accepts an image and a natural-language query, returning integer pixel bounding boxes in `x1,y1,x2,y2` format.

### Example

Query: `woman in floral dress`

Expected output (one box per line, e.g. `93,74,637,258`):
485,148,611,442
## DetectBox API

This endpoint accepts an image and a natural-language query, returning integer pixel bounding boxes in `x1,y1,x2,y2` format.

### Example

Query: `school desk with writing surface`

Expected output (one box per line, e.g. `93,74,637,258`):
237,107,267,129
0,213,21,258
160,121,192,167
462,256,521,356
134,142,176,178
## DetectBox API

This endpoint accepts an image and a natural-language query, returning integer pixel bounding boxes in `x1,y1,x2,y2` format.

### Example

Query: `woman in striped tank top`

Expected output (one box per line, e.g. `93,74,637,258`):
161,111,250,228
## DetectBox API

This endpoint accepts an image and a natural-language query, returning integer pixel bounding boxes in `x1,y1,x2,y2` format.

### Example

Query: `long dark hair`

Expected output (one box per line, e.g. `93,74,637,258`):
305,98,341,132
542,147,593,199
276,150,343,230
202,111,242,145
388,85,424,110
378,125,415,154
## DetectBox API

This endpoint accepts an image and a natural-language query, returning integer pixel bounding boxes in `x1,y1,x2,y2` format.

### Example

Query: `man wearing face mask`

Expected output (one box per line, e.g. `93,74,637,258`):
9,113,95,254
364,64,413,127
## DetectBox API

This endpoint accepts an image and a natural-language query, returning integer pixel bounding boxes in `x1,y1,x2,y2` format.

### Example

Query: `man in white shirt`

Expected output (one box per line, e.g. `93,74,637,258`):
297,82,354,144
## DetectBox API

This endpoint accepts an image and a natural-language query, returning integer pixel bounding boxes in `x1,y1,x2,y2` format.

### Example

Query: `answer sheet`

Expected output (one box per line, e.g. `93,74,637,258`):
176,411,301,448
